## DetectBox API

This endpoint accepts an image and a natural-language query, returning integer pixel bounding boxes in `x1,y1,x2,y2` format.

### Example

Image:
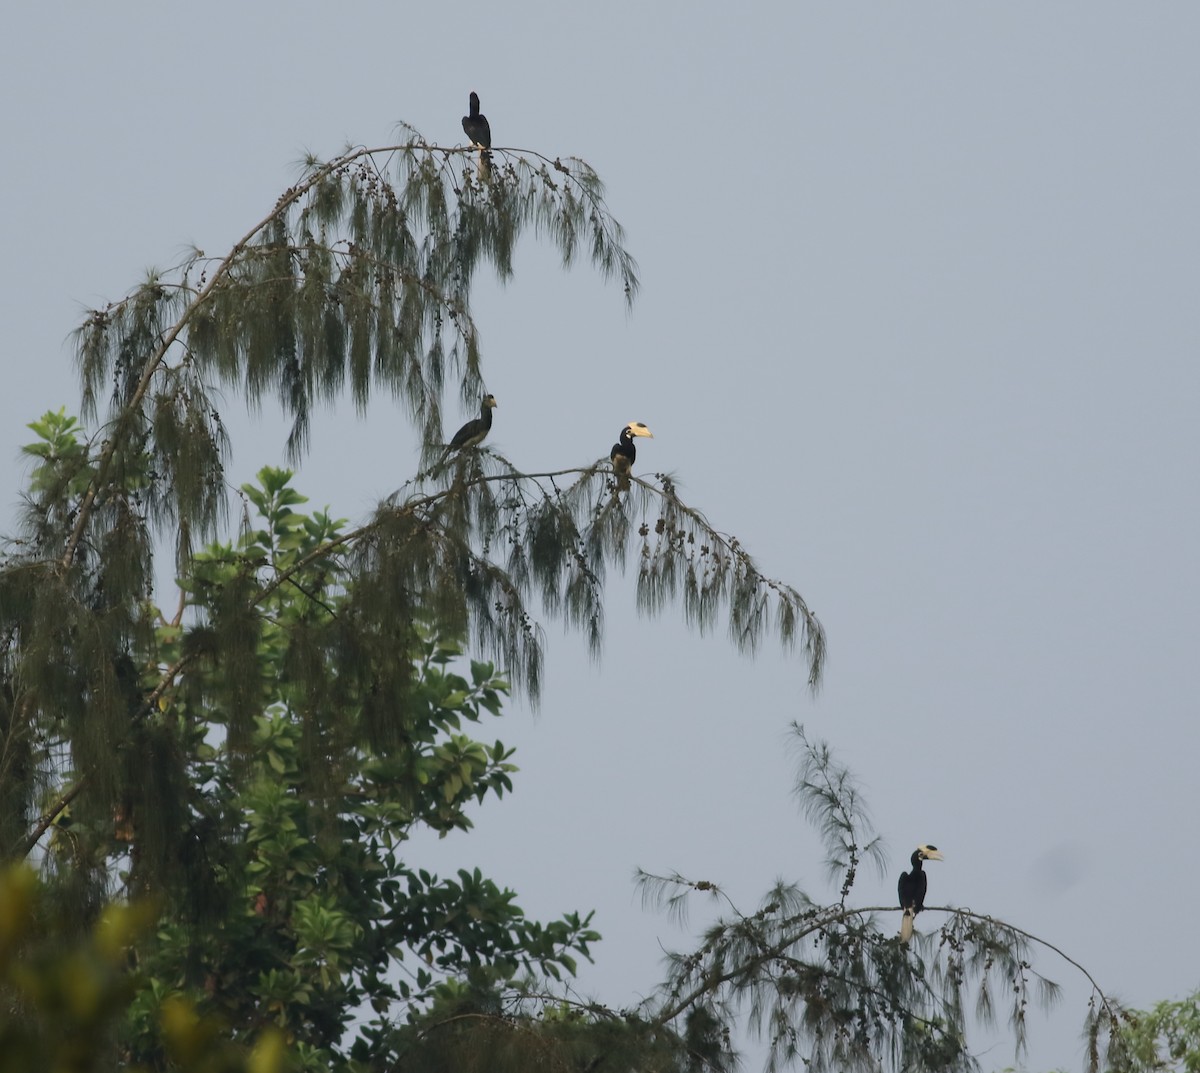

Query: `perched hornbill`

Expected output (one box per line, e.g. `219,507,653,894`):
898,844,944,943
610,422,654,491
442,395,497,461
461,91,493,177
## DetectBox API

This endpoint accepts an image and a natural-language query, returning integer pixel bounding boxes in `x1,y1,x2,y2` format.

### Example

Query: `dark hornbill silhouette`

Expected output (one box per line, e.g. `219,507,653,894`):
440,394,497,464
462,91,493,177
898,844,943,943
610,422,653,491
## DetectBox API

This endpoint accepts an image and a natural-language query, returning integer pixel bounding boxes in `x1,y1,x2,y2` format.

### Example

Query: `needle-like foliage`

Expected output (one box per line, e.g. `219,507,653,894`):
0,126,827,1067
45,131,820,710
2,131,821,869
790,722,887,902
632,727,1126,1073
5,462,602,1069
0,117,1136,1073
371,729,1131,1073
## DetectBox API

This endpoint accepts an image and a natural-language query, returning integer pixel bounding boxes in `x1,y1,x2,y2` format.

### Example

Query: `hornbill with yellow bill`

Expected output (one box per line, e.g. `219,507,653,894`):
898,844,944,943
610,422,653,491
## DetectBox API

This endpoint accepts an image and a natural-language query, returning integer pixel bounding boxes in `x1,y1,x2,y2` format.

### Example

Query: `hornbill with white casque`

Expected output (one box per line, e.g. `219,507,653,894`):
610,422,653,491
898,844,943,943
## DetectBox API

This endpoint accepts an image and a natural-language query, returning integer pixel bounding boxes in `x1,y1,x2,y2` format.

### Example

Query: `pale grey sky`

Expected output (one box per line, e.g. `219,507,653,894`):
3,5,1198,1069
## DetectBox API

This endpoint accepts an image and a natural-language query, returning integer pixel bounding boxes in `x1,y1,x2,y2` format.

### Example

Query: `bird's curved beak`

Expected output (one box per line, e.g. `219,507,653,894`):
926,850,945,861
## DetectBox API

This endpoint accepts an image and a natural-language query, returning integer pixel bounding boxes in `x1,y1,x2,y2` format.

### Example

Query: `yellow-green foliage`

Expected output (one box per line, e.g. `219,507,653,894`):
0,865,285,1073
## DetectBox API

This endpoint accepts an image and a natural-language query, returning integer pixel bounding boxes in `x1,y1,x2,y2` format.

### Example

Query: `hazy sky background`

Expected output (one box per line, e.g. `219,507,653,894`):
3,5,1198,1069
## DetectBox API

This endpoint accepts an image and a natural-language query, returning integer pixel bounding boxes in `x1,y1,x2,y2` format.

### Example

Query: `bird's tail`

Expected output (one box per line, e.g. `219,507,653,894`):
430,445,464,478
615,471,630,492
478,148,492,181
899,908,915,944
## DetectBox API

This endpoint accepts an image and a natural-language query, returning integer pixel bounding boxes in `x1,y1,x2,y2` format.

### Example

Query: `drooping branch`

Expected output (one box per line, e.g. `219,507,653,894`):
66,134,642,576
643,889,1121,1072
935,906,1123,1027
649,896,873,1028
227,461,826,698
635,730,1122,1072
64,148,362,571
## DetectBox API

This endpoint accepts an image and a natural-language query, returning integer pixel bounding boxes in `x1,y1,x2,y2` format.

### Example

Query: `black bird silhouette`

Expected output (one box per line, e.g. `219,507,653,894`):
461,91,492,149
461,91,493,177
898,844,944,943
609,422,654,491
446,394,497,456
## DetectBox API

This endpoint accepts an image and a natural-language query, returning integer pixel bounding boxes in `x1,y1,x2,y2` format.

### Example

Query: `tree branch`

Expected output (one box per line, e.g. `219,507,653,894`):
60,142,411,573
251,464,606,608
652,902,873,1026
16,778,88,859
937,906,1123,1025
650,902,1121,1031
61,133,642,577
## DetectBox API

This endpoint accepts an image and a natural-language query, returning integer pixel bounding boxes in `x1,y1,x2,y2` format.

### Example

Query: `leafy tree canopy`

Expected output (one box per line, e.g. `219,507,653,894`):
3,127,823,914
290,725,1136,1073
0,122,1143,1073
8,454,601,1070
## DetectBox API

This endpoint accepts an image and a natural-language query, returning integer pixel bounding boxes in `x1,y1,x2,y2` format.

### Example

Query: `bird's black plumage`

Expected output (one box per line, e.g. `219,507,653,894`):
898,853,929,914
461,91,492,149
610,430,636,489
447,394,497,451
898,844,942,943
610,422,653,491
